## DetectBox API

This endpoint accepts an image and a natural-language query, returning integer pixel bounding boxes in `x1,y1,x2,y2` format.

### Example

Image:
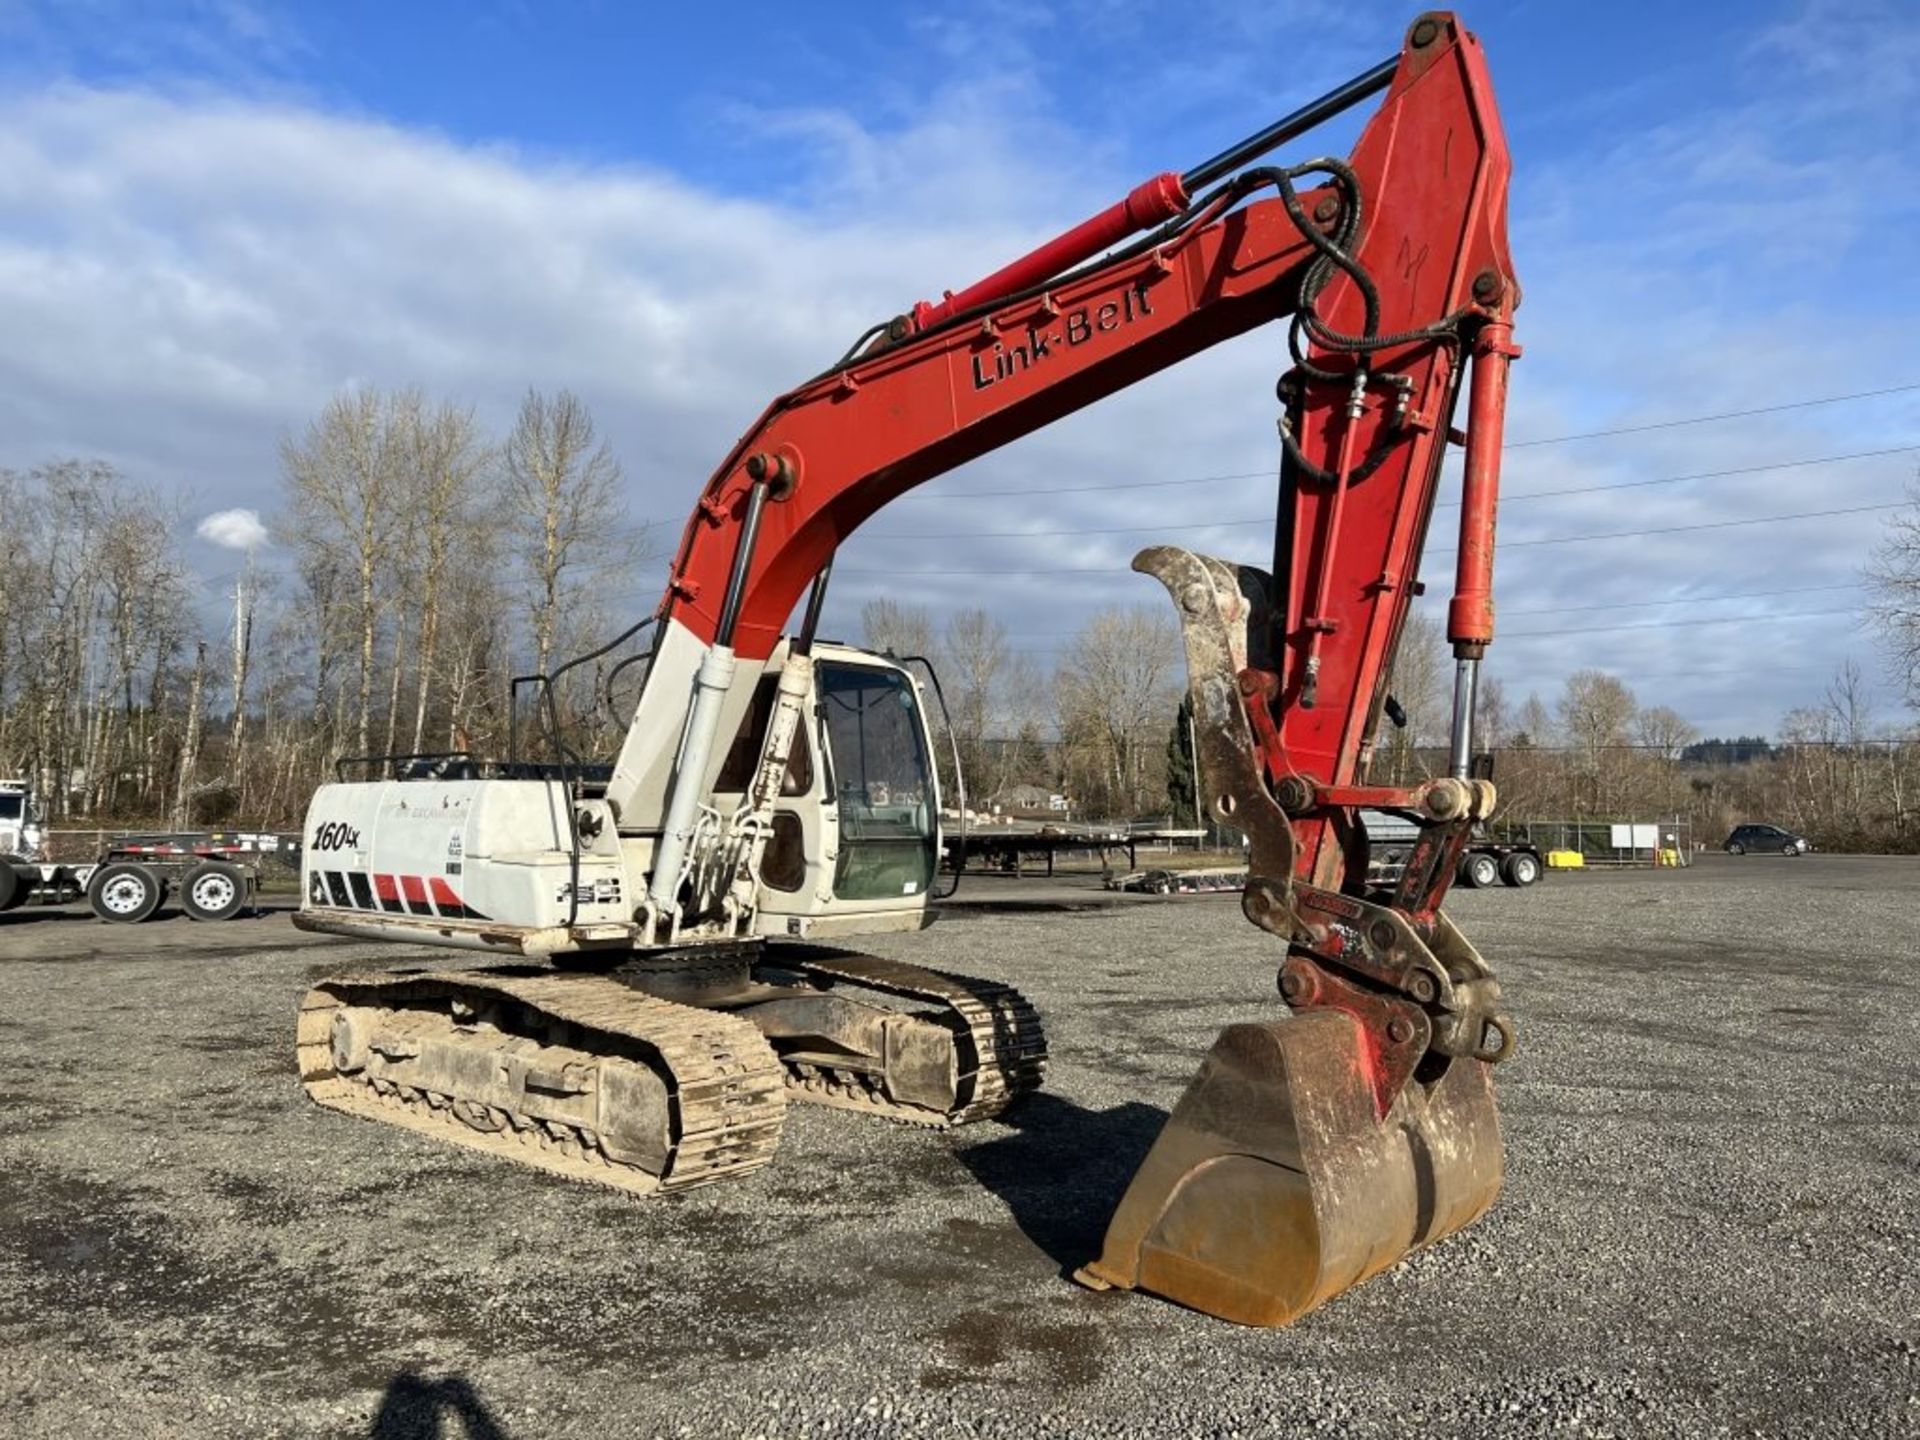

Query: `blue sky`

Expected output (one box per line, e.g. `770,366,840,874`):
1,0,1916,736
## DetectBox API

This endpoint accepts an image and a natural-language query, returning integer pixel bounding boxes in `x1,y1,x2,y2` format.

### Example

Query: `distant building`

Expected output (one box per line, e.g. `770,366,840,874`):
992,783,1072,817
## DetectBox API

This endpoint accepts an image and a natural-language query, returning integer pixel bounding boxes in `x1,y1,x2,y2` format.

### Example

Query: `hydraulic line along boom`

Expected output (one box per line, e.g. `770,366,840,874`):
903,55,1399,335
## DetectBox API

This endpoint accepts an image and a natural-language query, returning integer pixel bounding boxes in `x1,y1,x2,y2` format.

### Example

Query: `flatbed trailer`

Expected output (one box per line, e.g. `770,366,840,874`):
943,822,1137,877
1363,808,1543,889
1105,867,1246,896
1,782,292,923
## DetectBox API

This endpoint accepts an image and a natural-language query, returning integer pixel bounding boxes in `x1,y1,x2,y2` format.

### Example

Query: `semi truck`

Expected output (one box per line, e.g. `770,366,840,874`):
0,780,277,922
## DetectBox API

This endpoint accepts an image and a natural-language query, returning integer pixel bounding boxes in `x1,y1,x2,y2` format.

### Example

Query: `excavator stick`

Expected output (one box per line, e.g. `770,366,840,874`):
1074,0,1523,1307
1078,421,1513,1326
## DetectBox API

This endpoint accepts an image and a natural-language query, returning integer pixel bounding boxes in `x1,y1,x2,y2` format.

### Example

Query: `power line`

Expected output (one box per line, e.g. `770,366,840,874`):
886,468,1273,503
853,445,1914,540
871,386,1920,504
1448,501,1902,554
1570,664,1821,682
989,606,1858,661
839,501,1905,575
988,582,1869,639
873,513,1266,542
1505,382,1920,448
1500,606,1859,640
1436,445,1918,509
1396,738,1908,752
1499,581,1864,617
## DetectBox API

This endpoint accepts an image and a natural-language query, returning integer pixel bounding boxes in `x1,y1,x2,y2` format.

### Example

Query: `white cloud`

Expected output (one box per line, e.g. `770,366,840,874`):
196,506,267,549
0,5,1914,736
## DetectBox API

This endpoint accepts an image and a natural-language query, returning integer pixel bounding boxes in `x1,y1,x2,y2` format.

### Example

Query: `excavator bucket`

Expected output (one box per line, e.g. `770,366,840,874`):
1075,1010,1501,1326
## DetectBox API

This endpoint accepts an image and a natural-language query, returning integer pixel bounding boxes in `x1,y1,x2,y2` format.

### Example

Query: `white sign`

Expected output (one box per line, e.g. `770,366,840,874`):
1609,824,1660,849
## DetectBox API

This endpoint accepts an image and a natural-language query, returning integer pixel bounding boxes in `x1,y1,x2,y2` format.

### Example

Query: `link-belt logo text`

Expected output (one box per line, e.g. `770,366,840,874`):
971,284,1155,391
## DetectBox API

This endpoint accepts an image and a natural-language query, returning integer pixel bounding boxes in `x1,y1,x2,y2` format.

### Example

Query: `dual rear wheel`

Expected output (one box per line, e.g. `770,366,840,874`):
1457,850,1540,890
0,861,26,914
181,862,250,922
87,861,250,923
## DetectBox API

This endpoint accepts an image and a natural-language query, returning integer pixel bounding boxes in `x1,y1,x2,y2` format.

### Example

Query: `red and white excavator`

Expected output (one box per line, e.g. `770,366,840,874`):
294,10,1520,1327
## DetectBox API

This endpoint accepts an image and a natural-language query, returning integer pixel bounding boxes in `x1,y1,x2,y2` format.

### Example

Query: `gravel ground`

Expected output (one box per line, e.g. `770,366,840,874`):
2,854,1916,1439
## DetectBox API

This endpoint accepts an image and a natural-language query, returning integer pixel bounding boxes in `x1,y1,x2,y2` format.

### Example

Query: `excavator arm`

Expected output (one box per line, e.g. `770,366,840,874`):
650,16,1511,674
625,11,1513,890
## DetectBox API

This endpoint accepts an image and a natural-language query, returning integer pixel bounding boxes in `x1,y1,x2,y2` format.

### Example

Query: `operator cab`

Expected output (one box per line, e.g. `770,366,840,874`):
716,643,943,936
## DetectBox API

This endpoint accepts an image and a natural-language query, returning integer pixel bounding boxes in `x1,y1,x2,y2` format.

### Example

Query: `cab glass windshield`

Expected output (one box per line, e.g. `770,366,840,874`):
818,663,936,900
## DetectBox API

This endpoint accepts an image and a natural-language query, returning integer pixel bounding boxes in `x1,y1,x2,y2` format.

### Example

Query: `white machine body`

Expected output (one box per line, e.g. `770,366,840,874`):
297,634,943,956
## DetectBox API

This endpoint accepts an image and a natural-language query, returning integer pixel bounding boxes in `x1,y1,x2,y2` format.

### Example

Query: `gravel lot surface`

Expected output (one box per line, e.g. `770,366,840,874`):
2,855,1916,1438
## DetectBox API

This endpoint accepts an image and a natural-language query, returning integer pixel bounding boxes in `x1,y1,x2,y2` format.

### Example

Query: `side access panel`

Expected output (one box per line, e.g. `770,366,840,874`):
301,780,629,933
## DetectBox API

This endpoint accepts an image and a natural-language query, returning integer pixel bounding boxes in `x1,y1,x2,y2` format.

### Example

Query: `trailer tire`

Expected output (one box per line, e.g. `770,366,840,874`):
1500,851,1541,888
182,862,249,921
0,861,23,913
1458,852,1500,889
88,862,164,923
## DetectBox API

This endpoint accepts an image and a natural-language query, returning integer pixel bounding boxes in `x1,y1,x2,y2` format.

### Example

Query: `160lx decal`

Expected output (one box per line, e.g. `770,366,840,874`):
310,822,362,852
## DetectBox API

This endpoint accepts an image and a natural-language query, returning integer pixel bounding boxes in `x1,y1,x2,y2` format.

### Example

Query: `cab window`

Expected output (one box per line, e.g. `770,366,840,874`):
716,675,813,797
818,663,937,901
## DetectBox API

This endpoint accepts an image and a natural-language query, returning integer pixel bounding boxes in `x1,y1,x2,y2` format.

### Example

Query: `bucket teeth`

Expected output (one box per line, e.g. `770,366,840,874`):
1076,1010,1502,1326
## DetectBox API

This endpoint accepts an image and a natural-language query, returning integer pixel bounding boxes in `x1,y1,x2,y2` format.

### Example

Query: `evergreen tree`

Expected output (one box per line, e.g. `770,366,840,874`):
1166,693,1198,825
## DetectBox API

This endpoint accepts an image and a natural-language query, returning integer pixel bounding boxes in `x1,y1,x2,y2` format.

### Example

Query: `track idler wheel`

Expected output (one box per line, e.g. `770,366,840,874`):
1075,1010,1502,1326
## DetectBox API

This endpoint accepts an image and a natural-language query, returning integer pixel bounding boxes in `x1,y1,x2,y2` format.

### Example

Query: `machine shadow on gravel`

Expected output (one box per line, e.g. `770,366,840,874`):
370,1366,509,1440
954,1094,1168,1272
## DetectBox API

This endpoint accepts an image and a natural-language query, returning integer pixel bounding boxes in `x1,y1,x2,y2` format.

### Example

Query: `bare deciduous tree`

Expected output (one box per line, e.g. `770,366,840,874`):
1868,475,1920,703
1635,705,1698,760
1559,668,1635,771
1515,691,1556,746
0,461,192,820
1379,612,1448,783
1055,607,1178,818
1635,705,1699,810
1475,674,1511,750
226,560,258,807
281,389,401,759
940,608,1011,802
400,399,492,753
503,389,630,683
860,599,934,660
171,641,207,827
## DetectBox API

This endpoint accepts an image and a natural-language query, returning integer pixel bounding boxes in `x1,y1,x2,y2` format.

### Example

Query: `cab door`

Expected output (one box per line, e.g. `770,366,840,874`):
816,661,939,902
738,647,942,939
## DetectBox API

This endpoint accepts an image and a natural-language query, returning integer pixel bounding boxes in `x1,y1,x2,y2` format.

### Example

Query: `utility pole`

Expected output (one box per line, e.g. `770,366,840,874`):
173,641,207,828
1186,700,1203,833
229,556,256,808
